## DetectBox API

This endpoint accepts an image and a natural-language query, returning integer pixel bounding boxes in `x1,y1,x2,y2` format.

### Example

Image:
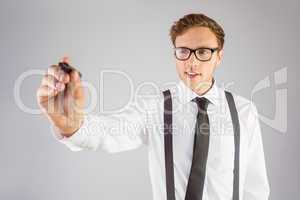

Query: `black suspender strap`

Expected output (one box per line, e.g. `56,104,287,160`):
163,89,240,200
163,89,175,200
225,90,240,200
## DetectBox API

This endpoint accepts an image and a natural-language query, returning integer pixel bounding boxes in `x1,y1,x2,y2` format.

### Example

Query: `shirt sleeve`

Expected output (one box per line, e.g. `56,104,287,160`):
243,103,270,199
51,100,149,154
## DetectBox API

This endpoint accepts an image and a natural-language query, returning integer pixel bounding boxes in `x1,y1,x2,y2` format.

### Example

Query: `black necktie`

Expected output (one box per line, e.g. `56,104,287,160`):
185,97,210,200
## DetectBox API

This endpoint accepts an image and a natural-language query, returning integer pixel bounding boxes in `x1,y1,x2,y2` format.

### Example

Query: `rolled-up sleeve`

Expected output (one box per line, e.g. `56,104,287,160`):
243,103,270,199
51,101,149,153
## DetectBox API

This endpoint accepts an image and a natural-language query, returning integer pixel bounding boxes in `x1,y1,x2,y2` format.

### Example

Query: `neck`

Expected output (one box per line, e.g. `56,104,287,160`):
193,77,214,96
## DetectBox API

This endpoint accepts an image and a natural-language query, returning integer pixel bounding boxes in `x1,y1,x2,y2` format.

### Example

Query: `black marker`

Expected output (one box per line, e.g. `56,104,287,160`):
58,62,82,78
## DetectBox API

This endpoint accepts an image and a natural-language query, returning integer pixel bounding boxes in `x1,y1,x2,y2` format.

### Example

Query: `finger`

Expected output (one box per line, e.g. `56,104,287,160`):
69,69,81,83
36,85,58,104
48,65,70,83
41,74,57,89
69,70,84,99
47,65,61,80
64,70,84,115
41,74,65,91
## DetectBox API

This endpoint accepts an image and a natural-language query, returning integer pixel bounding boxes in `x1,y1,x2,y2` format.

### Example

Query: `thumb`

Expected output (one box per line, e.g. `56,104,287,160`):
70,70,83,99
67,70,85,114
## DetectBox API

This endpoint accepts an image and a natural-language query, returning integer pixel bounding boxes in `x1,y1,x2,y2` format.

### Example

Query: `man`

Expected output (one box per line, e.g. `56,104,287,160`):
37,13,270,200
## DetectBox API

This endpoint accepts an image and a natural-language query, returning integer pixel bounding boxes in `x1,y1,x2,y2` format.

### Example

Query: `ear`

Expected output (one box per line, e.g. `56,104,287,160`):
216,49,224,66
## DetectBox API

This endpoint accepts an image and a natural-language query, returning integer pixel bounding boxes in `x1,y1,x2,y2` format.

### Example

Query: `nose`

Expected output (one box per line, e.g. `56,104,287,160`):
187,52,199,70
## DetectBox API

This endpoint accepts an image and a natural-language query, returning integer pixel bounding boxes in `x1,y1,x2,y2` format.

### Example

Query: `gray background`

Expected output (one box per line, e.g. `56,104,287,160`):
0,0,299,199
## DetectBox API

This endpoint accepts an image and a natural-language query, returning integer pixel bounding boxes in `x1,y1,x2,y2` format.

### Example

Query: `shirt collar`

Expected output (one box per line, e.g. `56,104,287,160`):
176,77,220,106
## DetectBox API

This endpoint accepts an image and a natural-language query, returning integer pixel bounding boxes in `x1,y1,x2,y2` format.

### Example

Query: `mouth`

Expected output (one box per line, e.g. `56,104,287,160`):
185,71,200,79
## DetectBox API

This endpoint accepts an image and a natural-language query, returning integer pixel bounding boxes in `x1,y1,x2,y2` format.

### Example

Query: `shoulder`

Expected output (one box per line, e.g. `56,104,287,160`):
224,89,259,125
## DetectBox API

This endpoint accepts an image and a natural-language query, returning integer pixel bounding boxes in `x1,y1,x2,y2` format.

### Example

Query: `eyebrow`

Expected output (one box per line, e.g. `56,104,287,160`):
176,46,218,49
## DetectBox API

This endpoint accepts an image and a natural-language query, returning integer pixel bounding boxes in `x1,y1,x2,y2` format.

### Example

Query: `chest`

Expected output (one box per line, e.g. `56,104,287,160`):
147,100,248,173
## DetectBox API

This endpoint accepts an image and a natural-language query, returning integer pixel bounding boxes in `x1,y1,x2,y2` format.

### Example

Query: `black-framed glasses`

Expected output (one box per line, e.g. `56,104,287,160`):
174,47,219,61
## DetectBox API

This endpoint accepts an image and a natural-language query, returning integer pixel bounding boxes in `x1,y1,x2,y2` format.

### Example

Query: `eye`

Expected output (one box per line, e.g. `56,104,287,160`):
174,48,191,60
196,48,210,55
178,48,190,55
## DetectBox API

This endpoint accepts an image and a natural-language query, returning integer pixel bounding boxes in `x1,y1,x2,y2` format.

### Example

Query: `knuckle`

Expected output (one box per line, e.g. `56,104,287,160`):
49,64,58,70
44,74,53,80
37,86,46,97
47,65,59,75
43,75,56,87
36,87,41,97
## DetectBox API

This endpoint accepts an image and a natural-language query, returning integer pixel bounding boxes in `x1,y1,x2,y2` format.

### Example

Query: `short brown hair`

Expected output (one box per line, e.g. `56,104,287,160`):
169,13,225,49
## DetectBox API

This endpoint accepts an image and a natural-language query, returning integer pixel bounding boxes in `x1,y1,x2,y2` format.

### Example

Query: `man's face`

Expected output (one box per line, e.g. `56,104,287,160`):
174,26,223,93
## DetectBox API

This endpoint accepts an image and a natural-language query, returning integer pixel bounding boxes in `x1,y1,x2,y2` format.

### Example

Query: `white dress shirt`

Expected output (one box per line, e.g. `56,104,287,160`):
52,78,270,200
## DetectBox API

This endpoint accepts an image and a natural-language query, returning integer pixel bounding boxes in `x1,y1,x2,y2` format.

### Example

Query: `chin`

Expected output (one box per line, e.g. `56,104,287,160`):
184,76,211,90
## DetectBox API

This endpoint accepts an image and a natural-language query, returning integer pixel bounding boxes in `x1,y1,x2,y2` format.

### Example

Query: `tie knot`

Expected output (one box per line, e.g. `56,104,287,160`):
192,97,210,112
